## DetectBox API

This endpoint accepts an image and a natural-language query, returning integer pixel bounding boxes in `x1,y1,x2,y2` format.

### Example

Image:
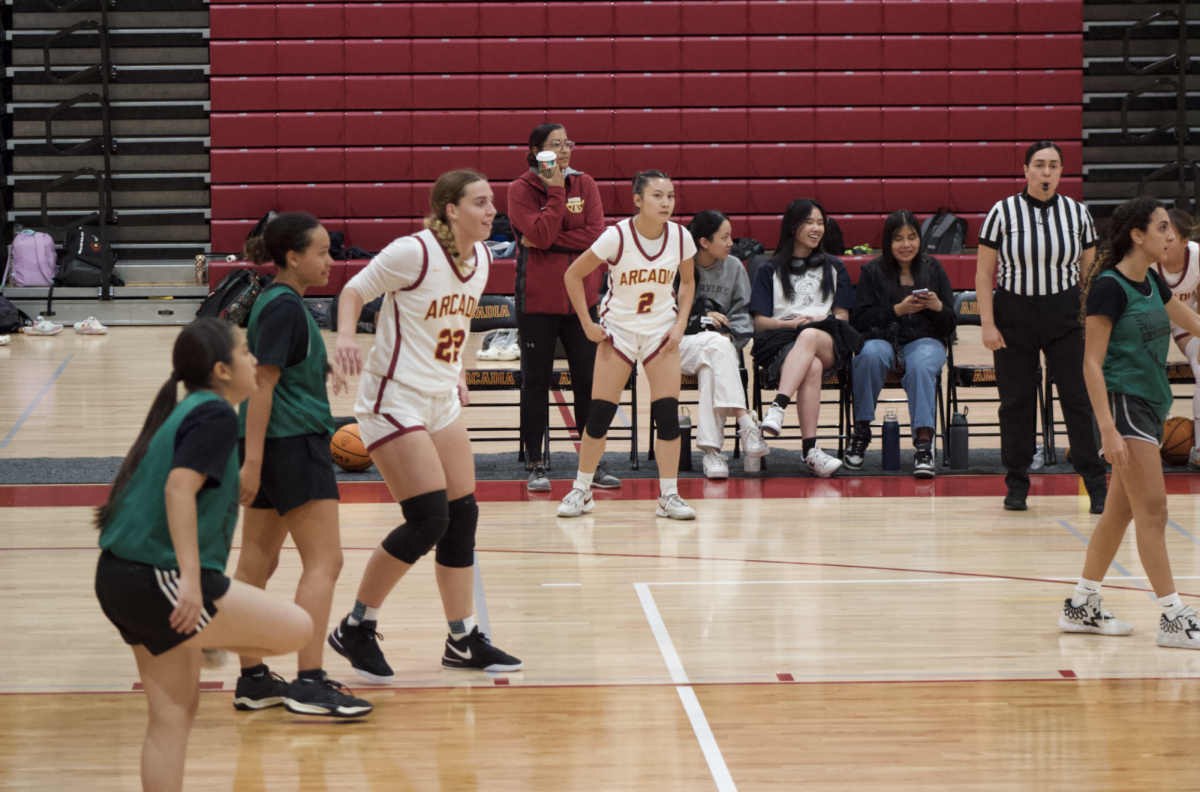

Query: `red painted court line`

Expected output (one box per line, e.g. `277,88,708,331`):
550,390,582,452
12,472,1199,508
132,681,224,691
1059,670,1077,679
777,673,795,682
493,678,511,686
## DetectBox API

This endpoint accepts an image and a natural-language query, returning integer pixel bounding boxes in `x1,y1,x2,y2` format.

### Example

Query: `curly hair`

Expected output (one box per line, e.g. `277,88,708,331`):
1079,195,1164,328
424,168,488,271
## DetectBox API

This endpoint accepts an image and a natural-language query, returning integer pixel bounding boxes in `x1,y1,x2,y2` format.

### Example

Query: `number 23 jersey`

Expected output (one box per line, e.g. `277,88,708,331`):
593,218,696,335
345,228,491,397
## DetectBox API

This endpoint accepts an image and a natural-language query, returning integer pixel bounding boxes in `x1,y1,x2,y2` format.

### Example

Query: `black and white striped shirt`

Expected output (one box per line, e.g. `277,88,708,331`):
979,191,1097,296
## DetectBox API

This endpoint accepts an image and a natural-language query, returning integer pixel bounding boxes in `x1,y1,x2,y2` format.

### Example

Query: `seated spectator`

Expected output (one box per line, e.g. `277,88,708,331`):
749,199,860,478
1149,208,1200,468
678,211,770,479
848,210,956,478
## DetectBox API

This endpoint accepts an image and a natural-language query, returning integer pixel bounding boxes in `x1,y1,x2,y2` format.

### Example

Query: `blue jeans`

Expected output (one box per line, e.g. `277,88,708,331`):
851,337,946,436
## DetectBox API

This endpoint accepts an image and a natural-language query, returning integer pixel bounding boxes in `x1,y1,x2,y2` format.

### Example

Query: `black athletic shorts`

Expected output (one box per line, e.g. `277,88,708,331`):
1094,392,1165,450
95,550,231,656
238,433,340,515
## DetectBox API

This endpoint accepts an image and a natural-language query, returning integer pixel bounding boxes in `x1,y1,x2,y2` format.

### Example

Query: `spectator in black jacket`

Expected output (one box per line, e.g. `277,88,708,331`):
847,210,956,477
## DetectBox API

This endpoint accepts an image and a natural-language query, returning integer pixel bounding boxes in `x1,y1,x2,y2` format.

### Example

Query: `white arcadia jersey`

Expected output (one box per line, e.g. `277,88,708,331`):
1151,240,1200,339
344,228,491,399
593,218,696,333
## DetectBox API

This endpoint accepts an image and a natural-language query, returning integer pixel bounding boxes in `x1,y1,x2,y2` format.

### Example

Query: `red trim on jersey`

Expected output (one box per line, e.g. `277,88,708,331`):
367,416,427,452
604,335,635,367
613,223,625,265
404,236,430,292
384,298,403,382
630,219,668,262
642,331,673,366
431,234,481,285
678,225,684,261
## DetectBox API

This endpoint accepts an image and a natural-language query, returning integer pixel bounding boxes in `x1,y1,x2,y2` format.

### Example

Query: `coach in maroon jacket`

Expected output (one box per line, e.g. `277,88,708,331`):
508,123,618,491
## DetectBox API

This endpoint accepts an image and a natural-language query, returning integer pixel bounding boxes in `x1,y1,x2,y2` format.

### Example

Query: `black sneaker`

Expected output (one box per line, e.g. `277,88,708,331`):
442,627,523,672
1003,488,1028,511
233,668,290,711
284,672,374,718
1088,483,1107,515
328,616,394,683
913,445,935,479
527,463,551,492
844,421,871,470
593,461,622,489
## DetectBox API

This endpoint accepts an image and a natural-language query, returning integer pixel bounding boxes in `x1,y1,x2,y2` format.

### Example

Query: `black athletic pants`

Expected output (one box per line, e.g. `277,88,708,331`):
992,286,1107,495
517,308,598,465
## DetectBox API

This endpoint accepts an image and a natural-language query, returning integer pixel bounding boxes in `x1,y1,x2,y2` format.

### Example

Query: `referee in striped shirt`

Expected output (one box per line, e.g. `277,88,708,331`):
976,141,1107,513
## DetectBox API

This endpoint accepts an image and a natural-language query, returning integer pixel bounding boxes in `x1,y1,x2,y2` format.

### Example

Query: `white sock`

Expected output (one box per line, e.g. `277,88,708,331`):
660,478,678,497
1159,593,1185,620
1071,578,1102,608
574,471,593,491
737,412,756,430
449,614,476,639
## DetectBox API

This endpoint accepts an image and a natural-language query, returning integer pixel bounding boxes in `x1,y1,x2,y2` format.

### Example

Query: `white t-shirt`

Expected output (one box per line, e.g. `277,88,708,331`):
772,265,834,319
592,218,696,334
1151,241,1200,343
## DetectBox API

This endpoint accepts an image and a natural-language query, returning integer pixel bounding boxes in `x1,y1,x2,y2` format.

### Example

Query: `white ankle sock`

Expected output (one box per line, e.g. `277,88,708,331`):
1071,578,1102,608
660,478,678,497
347,602,381,626
1159,593,1185,620
574,471,593,491
737,413,756,430
449,614,476,639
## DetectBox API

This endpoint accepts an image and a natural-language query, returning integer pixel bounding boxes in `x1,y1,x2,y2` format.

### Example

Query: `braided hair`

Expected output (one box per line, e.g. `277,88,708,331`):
1078,195,1164,329
425,168,488,273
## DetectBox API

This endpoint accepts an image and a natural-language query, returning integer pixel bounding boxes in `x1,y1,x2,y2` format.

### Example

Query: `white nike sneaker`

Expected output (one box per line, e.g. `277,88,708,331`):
1058,593,1133,636
656,492,696,520
1157,606,1200,649
1188,447,1200,472
556,487,594,518
738,418,770,458
760,404,786,438
804,446,843,478
702,450,729,480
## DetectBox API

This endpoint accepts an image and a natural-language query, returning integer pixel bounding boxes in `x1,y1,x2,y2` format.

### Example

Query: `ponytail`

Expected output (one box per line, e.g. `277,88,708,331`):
95,318,237,530
1079,195,1163,329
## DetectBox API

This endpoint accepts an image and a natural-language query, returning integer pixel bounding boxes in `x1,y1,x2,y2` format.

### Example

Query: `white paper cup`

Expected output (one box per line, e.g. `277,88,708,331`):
536,150,557,178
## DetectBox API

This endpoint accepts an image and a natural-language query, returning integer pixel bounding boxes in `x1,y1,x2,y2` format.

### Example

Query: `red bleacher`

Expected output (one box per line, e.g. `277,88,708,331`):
207,0,1085,257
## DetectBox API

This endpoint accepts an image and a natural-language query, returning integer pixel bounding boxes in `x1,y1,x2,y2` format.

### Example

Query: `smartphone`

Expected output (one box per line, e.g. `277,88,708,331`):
911,289,930,297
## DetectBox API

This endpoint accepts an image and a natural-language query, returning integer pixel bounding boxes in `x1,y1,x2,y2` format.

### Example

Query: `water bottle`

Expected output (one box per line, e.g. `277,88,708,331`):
949,409,970,470
744,411,762,473
882,409,901,470
1031,443,1045,470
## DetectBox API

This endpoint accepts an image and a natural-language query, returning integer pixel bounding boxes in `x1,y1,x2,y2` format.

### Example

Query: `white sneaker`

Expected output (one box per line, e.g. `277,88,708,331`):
738,419,770,458
1157,606,1200,649
804,446,843,478
0,335,9,346
475,330,503,360
497,328,521,361
1058,594,1134,636
73,316,108,335
656,492,696,520
556,487,594,518
702,450,729,480
1188,447,1200,472
760,404,786,438
22,317,62,336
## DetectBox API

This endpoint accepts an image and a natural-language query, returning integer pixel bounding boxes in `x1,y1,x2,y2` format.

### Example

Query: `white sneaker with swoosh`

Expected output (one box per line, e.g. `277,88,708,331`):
442,627,523,671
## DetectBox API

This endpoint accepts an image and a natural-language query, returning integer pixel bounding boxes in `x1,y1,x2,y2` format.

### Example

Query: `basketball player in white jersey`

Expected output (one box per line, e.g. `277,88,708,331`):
326,169,522,682
1151,208,1200,468
557,170,698,519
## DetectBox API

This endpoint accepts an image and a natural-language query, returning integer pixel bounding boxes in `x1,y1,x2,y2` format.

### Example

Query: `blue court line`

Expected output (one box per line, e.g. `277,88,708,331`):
1,355,73,449
1168,521,1200,549
1058,519,1157,601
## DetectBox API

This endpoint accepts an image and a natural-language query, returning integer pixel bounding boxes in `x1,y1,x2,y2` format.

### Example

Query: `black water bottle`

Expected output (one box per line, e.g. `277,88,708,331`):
882,409,901,470
950,408,970,470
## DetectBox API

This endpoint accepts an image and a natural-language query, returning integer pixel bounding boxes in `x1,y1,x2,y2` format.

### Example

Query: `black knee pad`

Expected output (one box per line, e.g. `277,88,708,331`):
380,490,450,564
652,398,681,441
585,399,619,440
435,494,478,568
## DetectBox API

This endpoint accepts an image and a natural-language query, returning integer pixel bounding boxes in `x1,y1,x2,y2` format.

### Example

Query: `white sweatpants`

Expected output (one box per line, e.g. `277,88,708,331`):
678,332,747,452
1181,335,1200,448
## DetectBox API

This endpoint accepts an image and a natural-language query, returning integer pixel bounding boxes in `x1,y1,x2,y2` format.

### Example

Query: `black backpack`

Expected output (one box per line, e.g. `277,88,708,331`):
729,237,765,263
58,227,123,287
0,296,33,332
921,209,969,255
196,268,270,327
328,289,384,334
822,216,846,256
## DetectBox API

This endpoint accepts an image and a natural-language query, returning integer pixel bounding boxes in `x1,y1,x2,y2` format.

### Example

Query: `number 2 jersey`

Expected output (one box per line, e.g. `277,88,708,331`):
344,228,491,398
592,218,696,335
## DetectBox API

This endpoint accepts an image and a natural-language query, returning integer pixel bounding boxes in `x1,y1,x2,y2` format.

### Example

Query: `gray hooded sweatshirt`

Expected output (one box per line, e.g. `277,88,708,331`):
690,256,755,350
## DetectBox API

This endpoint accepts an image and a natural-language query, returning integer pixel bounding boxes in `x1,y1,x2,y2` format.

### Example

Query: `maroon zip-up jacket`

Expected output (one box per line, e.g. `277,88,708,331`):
507,169,605,315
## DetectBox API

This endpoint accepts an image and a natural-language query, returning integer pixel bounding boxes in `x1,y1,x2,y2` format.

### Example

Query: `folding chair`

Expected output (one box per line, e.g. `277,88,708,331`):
646,355,749,462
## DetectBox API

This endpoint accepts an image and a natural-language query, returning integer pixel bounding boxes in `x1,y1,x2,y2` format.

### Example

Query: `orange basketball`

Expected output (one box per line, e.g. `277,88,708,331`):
1161,417,1194,466
331,423,372,472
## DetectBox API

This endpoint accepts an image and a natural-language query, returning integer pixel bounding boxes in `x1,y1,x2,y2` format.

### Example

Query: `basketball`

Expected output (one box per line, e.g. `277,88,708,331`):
1161,417,1194,466
331,423,372,472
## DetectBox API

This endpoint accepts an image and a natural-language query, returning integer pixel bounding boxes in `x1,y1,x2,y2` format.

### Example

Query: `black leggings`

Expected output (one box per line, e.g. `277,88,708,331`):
517,309,598,464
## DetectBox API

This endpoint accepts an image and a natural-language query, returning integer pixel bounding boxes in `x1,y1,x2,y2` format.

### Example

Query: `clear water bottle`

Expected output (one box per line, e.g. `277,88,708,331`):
882,409,901,470
1031,443,1044,470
